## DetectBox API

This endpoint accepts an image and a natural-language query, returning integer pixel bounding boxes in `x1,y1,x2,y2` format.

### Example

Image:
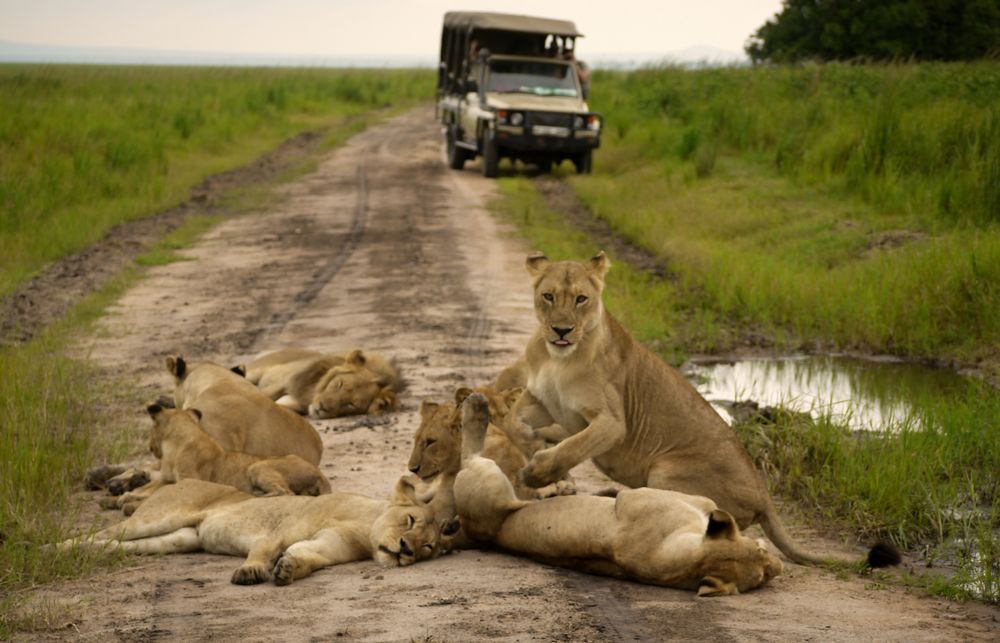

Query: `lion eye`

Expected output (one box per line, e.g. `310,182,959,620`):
542,293,554,302
576,295,588,304
424,439,436,447
407,515,416,529
422,544,434,552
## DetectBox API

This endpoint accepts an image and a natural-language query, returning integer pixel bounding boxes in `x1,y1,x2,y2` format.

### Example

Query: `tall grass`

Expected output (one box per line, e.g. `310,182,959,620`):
570,62,1000,367
0,65,433,295
0,284,137,635
734,386,1000,602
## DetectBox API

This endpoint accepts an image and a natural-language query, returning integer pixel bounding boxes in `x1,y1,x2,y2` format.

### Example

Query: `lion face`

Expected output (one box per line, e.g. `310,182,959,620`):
408,387,525,481
308,364,396,419
696,511,784,596
407,400,462,481
526,252,610,358
370,476,455,567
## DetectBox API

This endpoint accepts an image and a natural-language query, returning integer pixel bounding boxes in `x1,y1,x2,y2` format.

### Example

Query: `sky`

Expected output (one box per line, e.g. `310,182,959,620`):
0,0,785,62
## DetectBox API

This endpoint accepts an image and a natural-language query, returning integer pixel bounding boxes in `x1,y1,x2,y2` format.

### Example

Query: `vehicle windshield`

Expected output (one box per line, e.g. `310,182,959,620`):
486,60,578,97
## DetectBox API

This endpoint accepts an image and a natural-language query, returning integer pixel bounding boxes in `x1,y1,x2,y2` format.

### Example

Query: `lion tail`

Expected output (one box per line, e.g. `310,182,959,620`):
758,506,900,569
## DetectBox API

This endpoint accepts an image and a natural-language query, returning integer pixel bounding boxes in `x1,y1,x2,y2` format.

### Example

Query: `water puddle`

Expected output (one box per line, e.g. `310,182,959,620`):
684,354,973,431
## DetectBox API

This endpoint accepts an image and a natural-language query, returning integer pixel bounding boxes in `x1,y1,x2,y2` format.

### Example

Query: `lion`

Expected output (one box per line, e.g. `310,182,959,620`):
508,252,900,569
245,348,401,419
168,355,323,465
146,403,330,496
92,356,326,510
407,386,573,503
454,393,783,596
63,476,457,585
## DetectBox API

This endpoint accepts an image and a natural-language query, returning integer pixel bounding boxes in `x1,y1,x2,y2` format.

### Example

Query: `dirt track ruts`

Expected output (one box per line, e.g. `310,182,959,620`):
25,107,1000,642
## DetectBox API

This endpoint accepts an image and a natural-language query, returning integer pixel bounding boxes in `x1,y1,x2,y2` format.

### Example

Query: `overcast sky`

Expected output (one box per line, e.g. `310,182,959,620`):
0,0,784,59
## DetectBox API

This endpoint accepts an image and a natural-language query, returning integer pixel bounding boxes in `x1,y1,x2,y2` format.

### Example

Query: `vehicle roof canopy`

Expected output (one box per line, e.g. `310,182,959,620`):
443,11,582,37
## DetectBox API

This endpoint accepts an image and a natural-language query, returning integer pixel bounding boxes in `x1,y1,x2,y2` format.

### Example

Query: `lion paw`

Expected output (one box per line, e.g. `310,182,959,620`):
84,465,127,490
107,470,150,496
535,479,577,499
231,563,272,585
272,553,296,586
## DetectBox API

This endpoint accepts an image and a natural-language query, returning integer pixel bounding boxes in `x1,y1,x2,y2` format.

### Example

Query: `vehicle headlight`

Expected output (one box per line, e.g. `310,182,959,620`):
573,115,585,129
510,112,524,126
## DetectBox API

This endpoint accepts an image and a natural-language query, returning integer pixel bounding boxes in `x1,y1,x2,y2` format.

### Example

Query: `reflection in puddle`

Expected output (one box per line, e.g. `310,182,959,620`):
685,355,972,431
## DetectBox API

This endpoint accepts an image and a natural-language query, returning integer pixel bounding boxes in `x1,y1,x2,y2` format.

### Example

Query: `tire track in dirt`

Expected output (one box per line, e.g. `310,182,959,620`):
26,107,1000,643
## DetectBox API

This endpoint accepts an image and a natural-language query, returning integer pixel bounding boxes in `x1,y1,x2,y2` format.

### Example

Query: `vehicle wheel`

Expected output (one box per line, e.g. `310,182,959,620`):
574,150,593,175
446,126,466,170
482,131,500,178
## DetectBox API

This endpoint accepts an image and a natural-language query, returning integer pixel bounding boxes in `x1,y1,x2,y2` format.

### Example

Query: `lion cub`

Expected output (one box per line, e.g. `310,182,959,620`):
148,403,331,497
245,348,401,418
455,394,783,596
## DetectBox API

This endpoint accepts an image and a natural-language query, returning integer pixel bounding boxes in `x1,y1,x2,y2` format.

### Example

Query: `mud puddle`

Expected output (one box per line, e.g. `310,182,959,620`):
685,354,974,431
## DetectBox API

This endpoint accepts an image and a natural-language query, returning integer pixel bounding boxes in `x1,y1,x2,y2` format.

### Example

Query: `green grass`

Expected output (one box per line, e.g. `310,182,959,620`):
0,276,141,636
0,65,433,296
568,62,1000,370
492,176,999,602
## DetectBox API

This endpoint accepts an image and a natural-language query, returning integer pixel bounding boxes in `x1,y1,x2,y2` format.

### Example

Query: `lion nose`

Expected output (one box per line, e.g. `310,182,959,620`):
399,539,414,557
552,326,573,338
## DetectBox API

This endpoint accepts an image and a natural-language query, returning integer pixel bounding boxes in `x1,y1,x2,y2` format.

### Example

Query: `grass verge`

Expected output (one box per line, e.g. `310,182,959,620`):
492,176,999,602
572,63,999,372
0,65,433,296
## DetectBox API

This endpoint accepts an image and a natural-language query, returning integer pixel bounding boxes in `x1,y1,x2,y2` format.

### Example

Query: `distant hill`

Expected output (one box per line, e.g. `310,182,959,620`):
0,39,747,69
0,39,435,67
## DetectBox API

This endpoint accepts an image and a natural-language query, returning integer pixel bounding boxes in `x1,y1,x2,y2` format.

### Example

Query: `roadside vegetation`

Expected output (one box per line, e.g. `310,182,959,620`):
0,65,433,296
493,175,999,602
0,65,431,635
569,62,999,372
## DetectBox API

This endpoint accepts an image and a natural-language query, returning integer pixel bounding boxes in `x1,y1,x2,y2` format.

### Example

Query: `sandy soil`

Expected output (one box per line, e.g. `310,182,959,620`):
23,107,1000,642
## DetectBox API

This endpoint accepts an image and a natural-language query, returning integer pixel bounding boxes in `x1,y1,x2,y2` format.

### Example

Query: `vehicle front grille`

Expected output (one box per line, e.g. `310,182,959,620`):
527,112,572,128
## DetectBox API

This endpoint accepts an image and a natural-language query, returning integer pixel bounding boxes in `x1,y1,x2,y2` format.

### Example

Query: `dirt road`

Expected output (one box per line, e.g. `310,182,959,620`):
30,108,999,641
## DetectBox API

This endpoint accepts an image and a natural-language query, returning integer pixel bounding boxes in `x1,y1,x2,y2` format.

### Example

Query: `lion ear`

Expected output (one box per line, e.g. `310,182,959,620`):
230,364,246,377
188,408,203,421
367,387,396,414
146,403,164,417
454,387,473,405
588,251,610,279
502,386,524,406
441,517,461,537
525,253,550,276
391,475,421,506
419,400,440,421
346,349,366,367
696,576,738,597
166,356,186,378
705,509,739,541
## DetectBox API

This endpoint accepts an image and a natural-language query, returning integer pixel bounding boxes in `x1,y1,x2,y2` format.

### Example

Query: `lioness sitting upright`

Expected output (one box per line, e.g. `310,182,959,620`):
510,252,898,568
245,348,401,418
455,393,783,596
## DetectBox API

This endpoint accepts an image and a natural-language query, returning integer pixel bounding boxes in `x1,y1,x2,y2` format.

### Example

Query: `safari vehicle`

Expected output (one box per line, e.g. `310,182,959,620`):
437,11,601,177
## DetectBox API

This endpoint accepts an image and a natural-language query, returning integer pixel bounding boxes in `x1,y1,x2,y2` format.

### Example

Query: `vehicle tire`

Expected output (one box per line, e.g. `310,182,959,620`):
536,159,553,174
574,150,593,175
482,131,500,178
446,126,466,170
